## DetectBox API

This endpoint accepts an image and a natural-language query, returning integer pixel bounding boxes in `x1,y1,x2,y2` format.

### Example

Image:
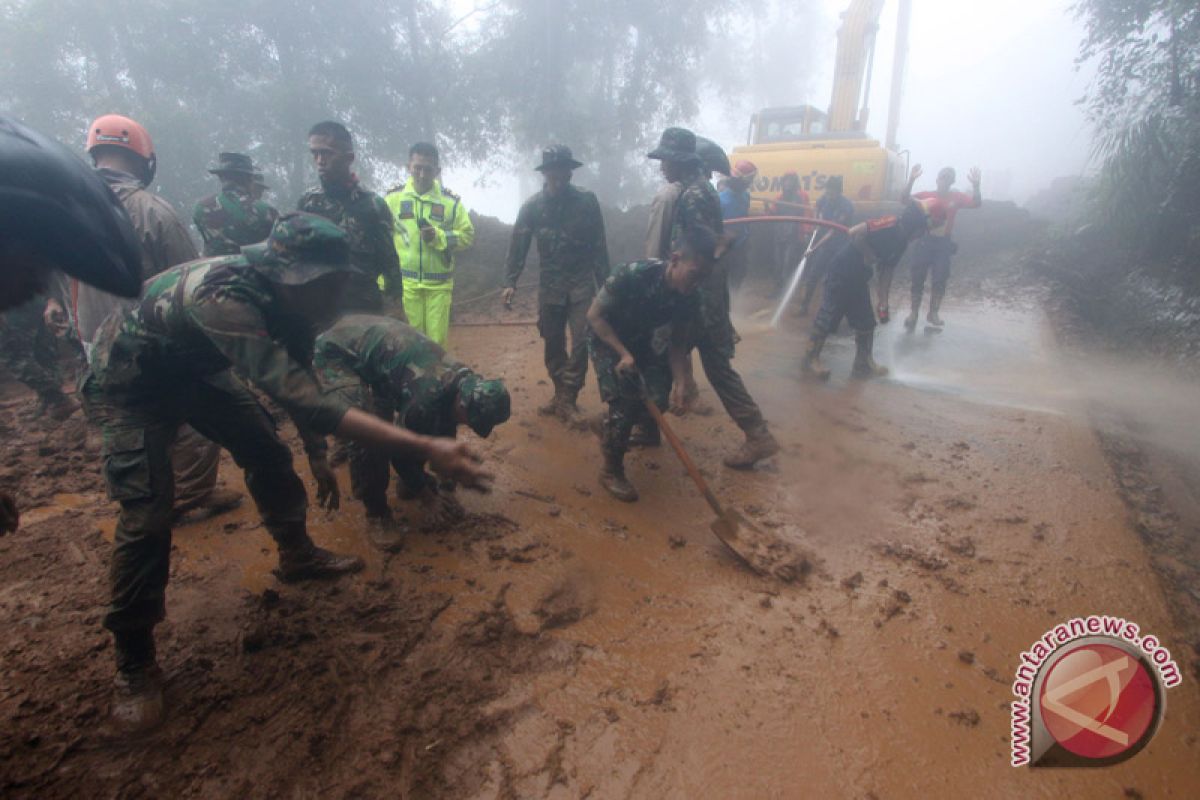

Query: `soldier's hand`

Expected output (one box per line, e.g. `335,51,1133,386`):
427,439,493,492
43,299,69,337
310,456,340,510
615,352,637,378
0,491,18,534
968,167,982,185
500,287,515,308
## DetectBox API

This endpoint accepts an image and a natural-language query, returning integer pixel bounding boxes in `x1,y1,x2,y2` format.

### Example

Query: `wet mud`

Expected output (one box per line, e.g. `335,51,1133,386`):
3,232,1200,797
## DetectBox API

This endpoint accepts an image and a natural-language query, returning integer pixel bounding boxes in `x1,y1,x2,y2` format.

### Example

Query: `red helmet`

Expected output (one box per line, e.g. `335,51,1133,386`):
732,159,758,180
86,114,156,183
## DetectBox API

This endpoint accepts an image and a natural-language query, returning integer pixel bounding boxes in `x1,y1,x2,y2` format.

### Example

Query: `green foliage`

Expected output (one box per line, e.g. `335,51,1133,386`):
1074,0,1200,255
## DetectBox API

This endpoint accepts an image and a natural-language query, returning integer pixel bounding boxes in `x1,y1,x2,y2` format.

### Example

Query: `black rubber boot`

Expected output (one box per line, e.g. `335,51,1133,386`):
111,629,164,734
927,289,945,327
905,290,921,331
850,330,888,379
801,335,831,381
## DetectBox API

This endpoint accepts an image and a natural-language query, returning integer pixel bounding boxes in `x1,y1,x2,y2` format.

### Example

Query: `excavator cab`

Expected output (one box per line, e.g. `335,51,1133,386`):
748,106,833,144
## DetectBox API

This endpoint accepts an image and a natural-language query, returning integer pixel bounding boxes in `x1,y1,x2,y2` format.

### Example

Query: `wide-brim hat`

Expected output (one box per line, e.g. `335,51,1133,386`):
536,144,583,172
647,127,701,164
208,151,258,176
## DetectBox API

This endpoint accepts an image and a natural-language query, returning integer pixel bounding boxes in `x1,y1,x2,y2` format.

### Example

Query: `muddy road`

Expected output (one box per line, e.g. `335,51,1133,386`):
2,274,1199,797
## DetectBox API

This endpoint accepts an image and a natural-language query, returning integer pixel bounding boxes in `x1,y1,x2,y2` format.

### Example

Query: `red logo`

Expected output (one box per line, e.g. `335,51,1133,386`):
1036,642,1160,763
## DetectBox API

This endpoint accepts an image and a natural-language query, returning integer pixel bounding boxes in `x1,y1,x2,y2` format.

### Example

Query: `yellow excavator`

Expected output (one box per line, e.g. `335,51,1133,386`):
732,0,913,216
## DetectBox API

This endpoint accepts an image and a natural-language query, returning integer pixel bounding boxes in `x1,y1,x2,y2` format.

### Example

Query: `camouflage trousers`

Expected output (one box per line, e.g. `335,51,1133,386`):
685,307,768,437
589,338,670,459
325,380,430,518
539,294,590,402
82,369,309,634
0,296,63,399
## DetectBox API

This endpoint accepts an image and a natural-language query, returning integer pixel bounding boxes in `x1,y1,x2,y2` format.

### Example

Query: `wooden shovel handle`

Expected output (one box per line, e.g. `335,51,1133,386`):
641,397,726,519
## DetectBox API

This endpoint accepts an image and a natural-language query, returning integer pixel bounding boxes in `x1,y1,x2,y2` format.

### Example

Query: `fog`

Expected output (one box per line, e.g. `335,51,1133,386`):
456,0,1094,219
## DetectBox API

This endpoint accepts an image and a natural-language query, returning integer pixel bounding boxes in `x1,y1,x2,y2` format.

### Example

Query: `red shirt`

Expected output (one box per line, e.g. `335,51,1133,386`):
913,190,979,238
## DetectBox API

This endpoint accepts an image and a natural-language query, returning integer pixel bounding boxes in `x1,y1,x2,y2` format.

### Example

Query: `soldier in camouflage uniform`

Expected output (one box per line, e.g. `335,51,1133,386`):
299,121,403,313
647,127,780,471
502,145,608,421
587,225,717,502
82,213,491,733
192,152,278,256
0,294,75,418
304,314,510,550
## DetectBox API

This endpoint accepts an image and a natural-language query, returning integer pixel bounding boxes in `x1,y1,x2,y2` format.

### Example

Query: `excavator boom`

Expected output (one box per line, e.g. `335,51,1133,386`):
828,0,886,132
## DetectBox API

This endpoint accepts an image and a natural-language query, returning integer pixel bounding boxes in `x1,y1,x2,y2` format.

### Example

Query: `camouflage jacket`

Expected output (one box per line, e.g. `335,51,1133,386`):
89,252,348,436
312,314,468,490
674,172,733,346
192,187,279,257
504,184,609,304
298,179,401,294
314,313,466,437
587,260,697,356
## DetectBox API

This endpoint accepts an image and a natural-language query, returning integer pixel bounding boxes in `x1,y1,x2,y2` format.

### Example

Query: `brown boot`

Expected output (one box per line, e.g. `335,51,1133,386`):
365,514,406,553
275,538,364,583
850,330,888,379
39,391,80,421
599,453,638,502
538,395,564,417
172,488,244,523
111,665,164,733
110,629,163,734
801,335,831,381
723,428,781,470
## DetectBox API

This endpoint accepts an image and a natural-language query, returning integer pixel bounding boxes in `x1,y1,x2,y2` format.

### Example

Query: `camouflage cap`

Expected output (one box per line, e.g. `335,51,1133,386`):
208,152,258,176
536,144,584,172
457,374,511,438
252,212,353,285
648,127,701,164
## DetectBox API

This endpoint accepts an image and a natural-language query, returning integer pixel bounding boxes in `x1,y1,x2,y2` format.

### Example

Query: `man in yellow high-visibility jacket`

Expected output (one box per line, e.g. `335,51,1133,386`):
383,142,474,346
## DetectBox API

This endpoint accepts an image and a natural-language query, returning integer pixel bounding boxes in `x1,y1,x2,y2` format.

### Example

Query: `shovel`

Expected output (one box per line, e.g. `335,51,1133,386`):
637,382,766,575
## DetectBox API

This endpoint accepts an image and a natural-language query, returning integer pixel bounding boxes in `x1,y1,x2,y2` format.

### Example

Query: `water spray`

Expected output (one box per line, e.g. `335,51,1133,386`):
721,216,851,328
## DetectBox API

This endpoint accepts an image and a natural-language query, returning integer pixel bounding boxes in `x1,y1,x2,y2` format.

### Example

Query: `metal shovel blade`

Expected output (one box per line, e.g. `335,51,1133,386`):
709,509,767,575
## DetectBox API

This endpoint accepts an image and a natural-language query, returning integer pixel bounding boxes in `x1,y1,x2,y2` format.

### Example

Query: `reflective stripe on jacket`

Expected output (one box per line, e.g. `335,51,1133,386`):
383,179,474,287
